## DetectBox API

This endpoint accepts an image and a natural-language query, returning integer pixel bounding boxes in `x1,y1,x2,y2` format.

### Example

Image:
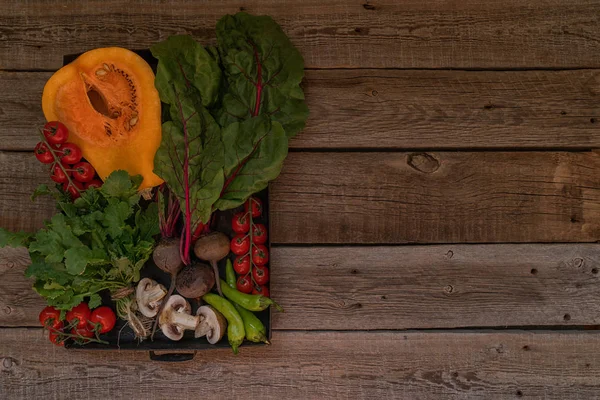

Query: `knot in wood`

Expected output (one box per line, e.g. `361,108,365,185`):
444,285,454,294
1,357,15,370
407,153,440,174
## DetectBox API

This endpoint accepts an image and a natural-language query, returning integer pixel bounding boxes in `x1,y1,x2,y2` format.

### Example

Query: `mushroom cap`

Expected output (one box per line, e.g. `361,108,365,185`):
194,232,230,262
136,278,167,318
195,305,228,344
159,295,196,341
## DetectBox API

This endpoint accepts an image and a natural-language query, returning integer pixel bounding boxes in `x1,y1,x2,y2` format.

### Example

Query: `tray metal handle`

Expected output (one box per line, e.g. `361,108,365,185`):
149,351,197,362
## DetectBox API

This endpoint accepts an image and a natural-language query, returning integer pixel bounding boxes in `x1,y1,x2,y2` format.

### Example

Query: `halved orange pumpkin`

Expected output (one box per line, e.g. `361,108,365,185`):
42,47,163,189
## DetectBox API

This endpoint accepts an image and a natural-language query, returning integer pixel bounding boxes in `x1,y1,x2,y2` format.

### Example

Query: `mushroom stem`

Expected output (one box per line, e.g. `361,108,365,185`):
146,285,167,304
171,311,200,331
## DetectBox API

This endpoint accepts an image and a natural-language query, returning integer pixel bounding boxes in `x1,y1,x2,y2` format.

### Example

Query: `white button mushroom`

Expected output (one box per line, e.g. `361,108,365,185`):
195,305,228,344
136,278,168,318
158,295,199,341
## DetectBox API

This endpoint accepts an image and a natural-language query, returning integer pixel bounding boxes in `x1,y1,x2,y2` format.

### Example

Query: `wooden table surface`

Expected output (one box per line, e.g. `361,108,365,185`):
1,1,600,398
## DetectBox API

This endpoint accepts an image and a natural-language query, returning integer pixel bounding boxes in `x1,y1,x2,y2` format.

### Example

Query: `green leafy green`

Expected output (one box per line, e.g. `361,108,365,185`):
2,171,160,311
215,13,308,138
214,116,288,210
152,35,227,263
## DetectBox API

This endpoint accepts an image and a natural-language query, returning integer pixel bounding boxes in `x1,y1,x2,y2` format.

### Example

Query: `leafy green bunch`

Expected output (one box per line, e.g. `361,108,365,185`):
0,171,159,311
151,13,308,261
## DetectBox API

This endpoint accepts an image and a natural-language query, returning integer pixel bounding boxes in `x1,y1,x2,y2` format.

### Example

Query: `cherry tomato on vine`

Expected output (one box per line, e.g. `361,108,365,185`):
72,325,94,338
39,306,62,329
50,163,70,184
90,306,116,334
34,142,54,164
59,142,82,164
232,211,250,234
85,179,103,189
234,255,250,275
252,223,268,245
49,324,65,347
72,161,95,183
253,265,270,285
236,275,253,294
65,302,91,328
63,180,84,200
252,285,270,297
231,234,250,256
252,245,269,266
244,197,262,218
43,121,69,145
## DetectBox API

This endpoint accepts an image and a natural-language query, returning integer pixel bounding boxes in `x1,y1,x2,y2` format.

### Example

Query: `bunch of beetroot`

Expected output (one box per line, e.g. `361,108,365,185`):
34,121,102,199
230,197,270,296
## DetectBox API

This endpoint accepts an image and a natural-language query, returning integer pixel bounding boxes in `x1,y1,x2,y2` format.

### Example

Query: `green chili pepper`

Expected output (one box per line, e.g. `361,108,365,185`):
220,279,283,312
202,293,245,354
234,303,270,344
225,259,236,289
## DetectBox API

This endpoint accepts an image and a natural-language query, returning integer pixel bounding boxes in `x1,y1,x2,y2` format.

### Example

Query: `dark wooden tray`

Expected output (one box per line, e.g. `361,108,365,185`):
62,51,272,361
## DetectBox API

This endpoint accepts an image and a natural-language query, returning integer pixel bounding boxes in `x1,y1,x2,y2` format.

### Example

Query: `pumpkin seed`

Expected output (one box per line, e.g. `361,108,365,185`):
95,69,107,76
129,116,138,126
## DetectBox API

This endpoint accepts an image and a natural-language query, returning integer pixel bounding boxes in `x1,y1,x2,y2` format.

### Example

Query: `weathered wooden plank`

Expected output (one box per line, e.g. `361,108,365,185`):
1,0,600,70
271,151,600,243
1,329,600,399
3,69,600,151
2,244,599,329
1,151,599,243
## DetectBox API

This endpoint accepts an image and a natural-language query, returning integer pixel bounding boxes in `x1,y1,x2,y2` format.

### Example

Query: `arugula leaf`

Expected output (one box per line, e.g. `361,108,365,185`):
19,171,159,311
215,12,308,138
0,228,31,248
215,116,288,210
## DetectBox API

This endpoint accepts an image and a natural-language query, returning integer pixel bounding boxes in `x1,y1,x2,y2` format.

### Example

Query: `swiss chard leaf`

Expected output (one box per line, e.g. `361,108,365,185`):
215,116,288,211
152,36,226,263
215,12,308,138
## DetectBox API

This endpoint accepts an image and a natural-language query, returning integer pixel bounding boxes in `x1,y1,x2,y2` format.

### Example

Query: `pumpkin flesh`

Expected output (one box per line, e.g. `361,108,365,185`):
42,47,163,189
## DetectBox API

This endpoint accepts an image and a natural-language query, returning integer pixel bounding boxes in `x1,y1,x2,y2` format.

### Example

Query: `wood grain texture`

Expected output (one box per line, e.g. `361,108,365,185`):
1,329,600,399
0,152,56,233
1,151,599,243
3,69,600,151
1,0,600,70
2,244,600,329
271,245,600,329
271,151,600,243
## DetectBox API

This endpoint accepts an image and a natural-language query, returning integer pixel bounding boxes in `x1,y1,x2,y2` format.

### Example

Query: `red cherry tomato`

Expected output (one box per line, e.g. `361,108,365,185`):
72,162,96,183
49,325,65,347
230,234,250,256
72,325,94,338
43,121,69,145
63,180,84,200
231,211,250,234
253,265,270,285
236,275,253,294
252,245,269,266
50,163,70,184
85,179,103,189
234,255,250,275
34,142,54,164
90,306,116,334
252,223,268,245
65,302,91,328
252,285,270,297
39,306,62,329
244,197,263,218
59,142,82,164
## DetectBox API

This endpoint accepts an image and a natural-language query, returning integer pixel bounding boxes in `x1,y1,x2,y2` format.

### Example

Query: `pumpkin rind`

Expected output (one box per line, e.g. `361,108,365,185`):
42,47,163,189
